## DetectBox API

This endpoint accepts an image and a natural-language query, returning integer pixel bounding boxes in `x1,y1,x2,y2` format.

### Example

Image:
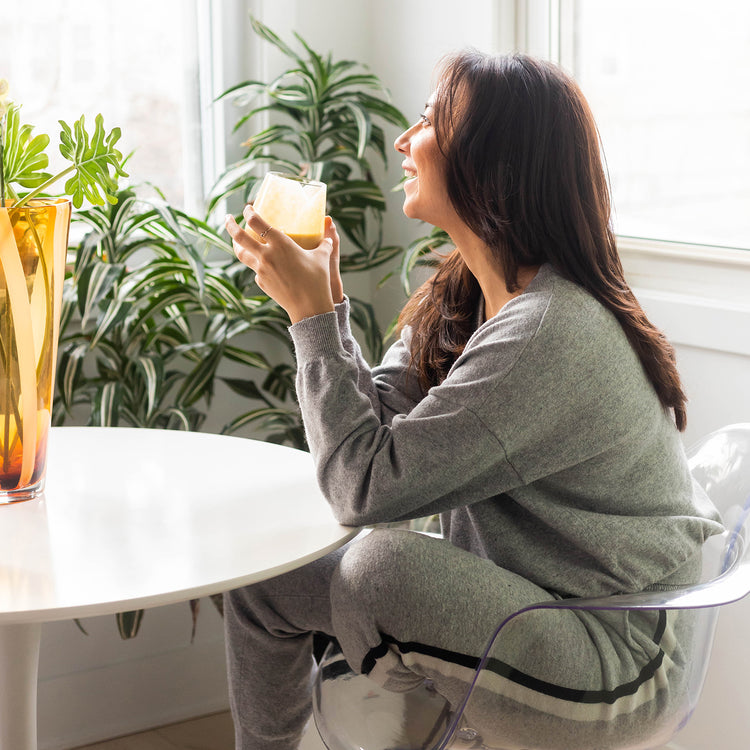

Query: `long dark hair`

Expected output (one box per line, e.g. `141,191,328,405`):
399,51,688,430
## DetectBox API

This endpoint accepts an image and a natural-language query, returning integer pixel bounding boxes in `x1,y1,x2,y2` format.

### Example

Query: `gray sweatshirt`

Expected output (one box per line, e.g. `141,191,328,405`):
289,264,722,598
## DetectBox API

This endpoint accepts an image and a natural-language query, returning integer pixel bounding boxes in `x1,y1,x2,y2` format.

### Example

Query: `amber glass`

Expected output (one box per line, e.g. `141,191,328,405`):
0,198,70,501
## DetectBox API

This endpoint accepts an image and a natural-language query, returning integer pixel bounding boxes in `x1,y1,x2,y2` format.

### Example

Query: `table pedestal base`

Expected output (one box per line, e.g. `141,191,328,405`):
0,623,41,750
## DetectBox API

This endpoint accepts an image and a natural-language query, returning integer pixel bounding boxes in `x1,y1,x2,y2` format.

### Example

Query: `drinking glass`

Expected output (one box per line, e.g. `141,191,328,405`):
252,172,327,250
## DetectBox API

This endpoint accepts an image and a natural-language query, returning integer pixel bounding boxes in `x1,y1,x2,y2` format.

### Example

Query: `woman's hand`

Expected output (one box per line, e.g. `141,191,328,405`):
225,206,341,324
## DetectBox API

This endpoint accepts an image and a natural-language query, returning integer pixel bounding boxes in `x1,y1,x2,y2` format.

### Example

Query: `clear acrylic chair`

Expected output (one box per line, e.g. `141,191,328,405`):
312,423,750,750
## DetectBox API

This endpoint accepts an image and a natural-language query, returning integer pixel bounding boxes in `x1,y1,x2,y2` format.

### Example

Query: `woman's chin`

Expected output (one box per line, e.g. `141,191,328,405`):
401,200,421,220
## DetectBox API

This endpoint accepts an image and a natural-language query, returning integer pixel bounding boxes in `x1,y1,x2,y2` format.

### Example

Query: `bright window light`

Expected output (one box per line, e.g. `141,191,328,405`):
0,0,205,213
571,0,750,250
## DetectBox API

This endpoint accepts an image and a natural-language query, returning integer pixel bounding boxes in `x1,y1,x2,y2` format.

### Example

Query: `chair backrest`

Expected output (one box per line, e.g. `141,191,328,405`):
690,423,750,580
313,424,750,750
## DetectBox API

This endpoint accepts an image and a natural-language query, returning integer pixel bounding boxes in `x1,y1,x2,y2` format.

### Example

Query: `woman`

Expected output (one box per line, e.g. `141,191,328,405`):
223,51,722,750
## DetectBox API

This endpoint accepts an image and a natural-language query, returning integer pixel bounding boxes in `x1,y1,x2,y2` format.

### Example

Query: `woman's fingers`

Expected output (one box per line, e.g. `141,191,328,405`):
323,217,344,304
242,204,280,244
224,208,338,323
225,214,262,269
323,216,337,245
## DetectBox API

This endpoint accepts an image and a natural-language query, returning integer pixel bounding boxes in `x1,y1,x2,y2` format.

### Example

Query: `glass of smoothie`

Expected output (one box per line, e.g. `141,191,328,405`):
252,172,327,250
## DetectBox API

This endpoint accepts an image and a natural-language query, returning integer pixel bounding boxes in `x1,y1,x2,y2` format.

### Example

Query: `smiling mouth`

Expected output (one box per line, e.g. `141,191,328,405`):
402,163,417,180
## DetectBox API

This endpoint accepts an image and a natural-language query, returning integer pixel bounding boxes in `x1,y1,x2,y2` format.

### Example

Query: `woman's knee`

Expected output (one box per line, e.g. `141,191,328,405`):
335,528,428,591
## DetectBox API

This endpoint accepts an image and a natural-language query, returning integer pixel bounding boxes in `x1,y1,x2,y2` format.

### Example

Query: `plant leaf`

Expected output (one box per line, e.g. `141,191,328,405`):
348,297,383,362
98,381,121,427
57,114,129,208
176,344,225,407
0,104,52,192
249,16,304,65
116,609,144,640
221,378,269,402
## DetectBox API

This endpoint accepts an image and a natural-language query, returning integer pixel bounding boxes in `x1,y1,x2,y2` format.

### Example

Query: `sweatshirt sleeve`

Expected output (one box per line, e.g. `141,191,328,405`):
332,297,425,425
289,310,523,526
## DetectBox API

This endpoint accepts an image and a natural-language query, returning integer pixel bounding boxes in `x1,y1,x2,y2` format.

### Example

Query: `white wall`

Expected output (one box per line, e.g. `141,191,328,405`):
38,603,228,749
621,241,750,445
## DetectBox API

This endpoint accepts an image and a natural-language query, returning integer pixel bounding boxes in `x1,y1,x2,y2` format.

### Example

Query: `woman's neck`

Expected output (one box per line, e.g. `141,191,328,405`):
449,227,540,321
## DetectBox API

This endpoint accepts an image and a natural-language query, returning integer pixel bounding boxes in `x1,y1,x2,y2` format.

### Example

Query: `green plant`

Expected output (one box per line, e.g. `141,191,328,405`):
56,187,243,431
207,18,408,440
0,79,127,209
398,226,452,295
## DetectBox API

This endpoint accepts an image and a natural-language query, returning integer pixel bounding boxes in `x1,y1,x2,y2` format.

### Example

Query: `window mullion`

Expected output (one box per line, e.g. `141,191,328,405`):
513,0,562,60
557,0,577,70
195,0,262,220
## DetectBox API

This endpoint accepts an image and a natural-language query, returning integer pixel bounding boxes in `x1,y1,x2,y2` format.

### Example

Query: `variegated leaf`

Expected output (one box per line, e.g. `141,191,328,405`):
98,381,120,427
78,262,124,328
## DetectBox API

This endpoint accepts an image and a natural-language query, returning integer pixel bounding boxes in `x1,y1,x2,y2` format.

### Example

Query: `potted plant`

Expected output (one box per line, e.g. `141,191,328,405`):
0,79,127,501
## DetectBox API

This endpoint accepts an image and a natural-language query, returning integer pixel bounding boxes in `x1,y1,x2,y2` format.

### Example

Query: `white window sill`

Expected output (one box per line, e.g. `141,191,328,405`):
618,236,750,356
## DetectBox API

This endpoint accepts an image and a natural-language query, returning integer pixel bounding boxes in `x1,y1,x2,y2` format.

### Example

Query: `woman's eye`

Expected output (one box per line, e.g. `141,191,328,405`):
419,113,431,126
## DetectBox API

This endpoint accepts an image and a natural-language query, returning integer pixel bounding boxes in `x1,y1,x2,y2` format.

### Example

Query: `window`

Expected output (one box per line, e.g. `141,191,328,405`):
567,0,750,251
517,0,750,252
0,0,208,213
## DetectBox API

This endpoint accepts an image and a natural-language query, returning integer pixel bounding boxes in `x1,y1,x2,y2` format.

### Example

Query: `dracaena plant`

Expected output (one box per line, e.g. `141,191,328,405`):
55,185,304,435
206,17,409,440
209,17,408,263
0,79,127,209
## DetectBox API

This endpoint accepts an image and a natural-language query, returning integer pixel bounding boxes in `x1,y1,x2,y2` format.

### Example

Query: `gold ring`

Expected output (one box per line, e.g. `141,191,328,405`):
259,227,271,238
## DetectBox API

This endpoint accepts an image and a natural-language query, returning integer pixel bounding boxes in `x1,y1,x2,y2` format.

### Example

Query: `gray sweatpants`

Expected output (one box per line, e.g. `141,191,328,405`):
223,528,691,750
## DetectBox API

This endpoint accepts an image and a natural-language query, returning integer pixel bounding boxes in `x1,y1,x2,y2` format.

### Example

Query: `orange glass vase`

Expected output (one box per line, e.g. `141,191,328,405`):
0,198,70,502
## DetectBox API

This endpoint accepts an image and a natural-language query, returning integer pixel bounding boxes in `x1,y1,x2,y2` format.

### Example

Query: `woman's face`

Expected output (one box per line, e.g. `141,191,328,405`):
394,96,458,229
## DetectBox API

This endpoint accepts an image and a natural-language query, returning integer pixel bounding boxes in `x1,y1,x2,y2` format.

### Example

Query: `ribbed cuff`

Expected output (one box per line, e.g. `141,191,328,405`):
289,310,344,360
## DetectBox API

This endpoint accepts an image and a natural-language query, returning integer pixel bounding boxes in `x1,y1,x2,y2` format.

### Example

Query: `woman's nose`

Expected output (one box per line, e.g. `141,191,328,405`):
394,126,411,155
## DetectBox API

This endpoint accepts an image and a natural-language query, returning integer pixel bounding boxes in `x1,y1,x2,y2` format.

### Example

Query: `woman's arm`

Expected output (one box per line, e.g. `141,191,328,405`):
225,209,514,523
226,208,424,424
290,311,522,526
333,298,424,424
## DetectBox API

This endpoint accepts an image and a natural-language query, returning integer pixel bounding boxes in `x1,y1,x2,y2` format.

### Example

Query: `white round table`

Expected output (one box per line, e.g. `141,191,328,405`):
0,427,361,750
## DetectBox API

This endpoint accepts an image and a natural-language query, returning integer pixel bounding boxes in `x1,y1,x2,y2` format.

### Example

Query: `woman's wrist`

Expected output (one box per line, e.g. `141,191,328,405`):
287,293,336,325
288,308,342,358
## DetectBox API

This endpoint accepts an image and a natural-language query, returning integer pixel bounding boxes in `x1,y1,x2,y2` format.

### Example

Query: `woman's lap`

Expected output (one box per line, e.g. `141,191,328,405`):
224,527,687,750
